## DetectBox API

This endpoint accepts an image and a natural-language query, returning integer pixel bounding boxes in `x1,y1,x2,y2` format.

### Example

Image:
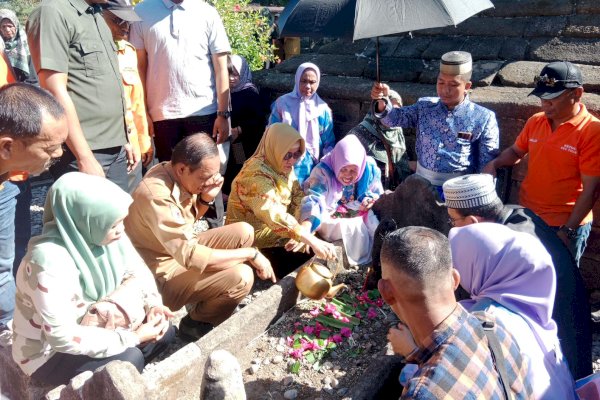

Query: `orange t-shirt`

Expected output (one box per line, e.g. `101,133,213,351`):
515,104,600,226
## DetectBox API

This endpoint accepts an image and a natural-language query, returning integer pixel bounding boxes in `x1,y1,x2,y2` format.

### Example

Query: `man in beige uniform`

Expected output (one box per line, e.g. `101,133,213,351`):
125,133,274,341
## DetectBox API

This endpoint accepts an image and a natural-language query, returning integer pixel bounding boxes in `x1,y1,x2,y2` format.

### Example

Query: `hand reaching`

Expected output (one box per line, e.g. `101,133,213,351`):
388,322,418,358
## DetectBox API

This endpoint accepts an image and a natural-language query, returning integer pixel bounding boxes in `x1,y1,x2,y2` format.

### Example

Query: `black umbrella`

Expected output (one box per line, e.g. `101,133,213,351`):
278,0,494,81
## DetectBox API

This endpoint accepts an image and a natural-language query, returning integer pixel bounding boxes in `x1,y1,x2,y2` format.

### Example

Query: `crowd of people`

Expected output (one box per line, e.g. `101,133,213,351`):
0,0,598,397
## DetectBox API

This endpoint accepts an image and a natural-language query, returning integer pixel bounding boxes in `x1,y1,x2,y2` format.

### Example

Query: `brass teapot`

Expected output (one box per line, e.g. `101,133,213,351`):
295,261,346,300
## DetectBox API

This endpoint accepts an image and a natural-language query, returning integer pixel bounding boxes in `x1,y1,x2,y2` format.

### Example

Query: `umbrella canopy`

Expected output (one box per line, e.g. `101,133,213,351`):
278,0,494,40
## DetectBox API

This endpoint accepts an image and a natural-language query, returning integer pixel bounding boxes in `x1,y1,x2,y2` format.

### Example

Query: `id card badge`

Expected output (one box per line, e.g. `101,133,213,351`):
457,131,473,140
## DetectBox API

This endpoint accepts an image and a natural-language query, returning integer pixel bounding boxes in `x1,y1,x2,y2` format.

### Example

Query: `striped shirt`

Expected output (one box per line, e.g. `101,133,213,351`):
402,304,533,399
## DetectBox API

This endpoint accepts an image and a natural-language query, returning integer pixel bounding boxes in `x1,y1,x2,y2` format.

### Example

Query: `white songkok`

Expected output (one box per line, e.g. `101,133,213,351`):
440,51,473,76
442,174,499,209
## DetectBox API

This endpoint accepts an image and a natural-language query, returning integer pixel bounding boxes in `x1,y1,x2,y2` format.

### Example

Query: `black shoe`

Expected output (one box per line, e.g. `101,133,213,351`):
178,315,213,342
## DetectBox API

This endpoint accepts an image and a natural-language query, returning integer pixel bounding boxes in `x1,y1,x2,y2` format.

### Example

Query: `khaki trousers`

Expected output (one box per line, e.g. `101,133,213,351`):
159,222,254,325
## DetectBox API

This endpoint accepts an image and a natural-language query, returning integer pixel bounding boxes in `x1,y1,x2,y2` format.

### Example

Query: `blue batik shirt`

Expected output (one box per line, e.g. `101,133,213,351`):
378,96,499,174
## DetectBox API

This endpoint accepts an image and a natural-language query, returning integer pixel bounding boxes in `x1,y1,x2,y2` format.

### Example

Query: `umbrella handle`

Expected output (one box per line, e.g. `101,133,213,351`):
376,37,380,83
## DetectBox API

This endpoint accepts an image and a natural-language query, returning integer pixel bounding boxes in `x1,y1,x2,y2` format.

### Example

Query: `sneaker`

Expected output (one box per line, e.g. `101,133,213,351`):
178,315,213,342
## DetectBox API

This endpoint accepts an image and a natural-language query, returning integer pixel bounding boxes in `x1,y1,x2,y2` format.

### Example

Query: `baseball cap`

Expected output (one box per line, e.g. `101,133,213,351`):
529,61,583,100
104,0,141,22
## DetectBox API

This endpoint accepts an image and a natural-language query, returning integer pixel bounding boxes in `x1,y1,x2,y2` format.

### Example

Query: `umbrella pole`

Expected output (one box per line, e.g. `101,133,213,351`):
376,37,380,82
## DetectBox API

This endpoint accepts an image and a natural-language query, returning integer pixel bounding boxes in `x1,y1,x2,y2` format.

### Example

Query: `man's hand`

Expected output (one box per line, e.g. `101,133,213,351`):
387,322,418,358
201,172,224,200
135,314,168,343
250,251,276,283
124,143,141,173
141,146,154,167
213,116,230,144
77,154,105,177
371,82,389,100
482,160,497,177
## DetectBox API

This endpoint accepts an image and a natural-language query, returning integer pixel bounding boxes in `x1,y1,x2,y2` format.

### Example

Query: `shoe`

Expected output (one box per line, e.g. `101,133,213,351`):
178,315,213,342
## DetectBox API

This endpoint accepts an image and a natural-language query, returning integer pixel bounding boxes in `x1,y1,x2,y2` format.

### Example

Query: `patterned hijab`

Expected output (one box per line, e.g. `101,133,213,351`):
0,9,29,78
230,54,257,94
449,223,558,354
28,173,135,301
250,122,305,175
275,62,327,160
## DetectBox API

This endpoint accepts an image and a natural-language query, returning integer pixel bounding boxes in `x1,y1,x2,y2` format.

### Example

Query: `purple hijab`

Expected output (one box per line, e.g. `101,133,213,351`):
449,223,558,354
230,55,257,94
275,62,327,160
319,135,367,204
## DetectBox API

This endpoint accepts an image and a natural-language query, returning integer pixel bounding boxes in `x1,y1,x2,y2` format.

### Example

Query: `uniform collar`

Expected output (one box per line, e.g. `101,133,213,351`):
162,0,186,10
163,163,194,206
69,0,101,15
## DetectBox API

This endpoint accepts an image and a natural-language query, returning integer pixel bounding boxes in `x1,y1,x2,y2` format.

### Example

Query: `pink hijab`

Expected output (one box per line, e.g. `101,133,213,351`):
320,134,367,202
276,63,327,160
449,223,558,354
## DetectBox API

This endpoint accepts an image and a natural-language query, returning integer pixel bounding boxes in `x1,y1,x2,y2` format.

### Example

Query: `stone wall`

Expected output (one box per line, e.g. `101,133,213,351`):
255,0,600,289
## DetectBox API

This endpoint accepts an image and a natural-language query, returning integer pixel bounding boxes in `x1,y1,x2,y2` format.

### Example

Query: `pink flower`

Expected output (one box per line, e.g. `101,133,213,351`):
289,349,304,359
367,307,378,319
330,334,343,344
335,204,348,214
355,311,362,319
309,307,320,317
323,303,337,315
233,4,241,12
286,336,293,346
340,316,350,323
332,310,342,319
303,325,315,335
376,298,385,307
340,327,352,338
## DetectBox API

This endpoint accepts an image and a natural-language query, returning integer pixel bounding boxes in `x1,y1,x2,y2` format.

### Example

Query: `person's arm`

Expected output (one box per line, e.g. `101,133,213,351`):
38,70,104,176
482,144,526,176
268,99,283,126
212,52,230,144
357,158,384,210
560,175,600,236
477,112,500,172
135,48,154,143
298,166,331,232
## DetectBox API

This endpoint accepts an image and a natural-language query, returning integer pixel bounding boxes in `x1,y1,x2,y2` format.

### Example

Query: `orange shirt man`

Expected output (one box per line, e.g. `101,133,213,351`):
485,61,600,264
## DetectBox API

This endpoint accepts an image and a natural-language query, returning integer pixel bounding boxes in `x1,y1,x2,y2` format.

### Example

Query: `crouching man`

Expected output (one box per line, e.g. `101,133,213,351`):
377,226,532,398
125,133,275,341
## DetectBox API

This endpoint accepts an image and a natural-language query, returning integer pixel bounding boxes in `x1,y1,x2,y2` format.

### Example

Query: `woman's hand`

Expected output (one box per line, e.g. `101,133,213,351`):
285,238,308,253
387,322,418,358
147,305,174,322
250,251,276,283
359,197,375,212
135,314,169,343
306,235,337,260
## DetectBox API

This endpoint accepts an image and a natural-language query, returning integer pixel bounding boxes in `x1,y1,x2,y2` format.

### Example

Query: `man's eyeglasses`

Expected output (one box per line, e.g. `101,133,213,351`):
105,12,131,27
447,215,467,227
533,74,580,87
283,150,303,161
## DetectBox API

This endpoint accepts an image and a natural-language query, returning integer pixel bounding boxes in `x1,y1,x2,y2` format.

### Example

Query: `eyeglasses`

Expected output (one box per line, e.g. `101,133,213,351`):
447,216,467,227
533,74,580,87
105,11,131,27
283,150,303,161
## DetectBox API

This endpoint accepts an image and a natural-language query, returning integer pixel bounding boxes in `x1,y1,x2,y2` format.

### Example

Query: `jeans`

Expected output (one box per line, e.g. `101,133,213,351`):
50,146,129,193
551,222,592,266
0,181,19,329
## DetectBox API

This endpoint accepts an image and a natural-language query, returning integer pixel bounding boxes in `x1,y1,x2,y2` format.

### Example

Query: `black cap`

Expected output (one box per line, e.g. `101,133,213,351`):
529,61,583,100
104,0,141,22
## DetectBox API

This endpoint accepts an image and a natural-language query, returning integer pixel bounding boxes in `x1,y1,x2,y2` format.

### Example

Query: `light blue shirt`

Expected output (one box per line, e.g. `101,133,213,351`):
377,96,499,174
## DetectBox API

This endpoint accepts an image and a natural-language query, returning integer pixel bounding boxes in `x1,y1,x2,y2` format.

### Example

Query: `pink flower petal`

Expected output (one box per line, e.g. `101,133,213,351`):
340,327,352,338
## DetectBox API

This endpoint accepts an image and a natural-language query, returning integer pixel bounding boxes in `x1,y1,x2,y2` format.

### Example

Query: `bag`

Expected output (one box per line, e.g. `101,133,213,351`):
80,276,146,331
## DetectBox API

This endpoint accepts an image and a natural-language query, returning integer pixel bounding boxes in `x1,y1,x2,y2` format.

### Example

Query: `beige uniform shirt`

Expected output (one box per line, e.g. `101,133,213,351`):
125,163,212,283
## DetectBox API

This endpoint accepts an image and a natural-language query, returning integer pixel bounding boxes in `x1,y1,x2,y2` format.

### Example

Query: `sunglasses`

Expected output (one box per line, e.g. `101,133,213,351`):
105,12,131,27
533,74,580,87
283,150,303,161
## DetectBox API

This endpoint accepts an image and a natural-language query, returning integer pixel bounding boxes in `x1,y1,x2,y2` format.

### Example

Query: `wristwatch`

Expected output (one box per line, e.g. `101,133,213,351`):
198,197,215,207
559,225,577,240
216,110,231,118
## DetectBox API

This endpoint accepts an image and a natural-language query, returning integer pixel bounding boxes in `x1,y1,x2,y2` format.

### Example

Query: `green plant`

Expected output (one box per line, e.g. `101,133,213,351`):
207,0,276,70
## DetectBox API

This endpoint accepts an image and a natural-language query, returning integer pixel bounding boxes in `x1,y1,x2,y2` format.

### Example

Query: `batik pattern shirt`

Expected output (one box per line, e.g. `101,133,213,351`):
269,102,335,186
378,97,499,174
300,158,383,230
402,304,532,399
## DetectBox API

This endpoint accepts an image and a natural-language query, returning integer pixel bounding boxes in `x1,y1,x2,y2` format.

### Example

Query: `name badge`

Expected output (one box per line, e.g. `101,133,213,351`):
457,131,472,140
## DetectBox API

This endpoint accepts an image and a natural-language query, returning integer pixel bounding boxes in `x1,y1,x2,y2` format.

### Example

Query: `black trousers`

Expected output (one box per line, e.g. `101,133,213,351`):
153,114,224,227
31,325,175,386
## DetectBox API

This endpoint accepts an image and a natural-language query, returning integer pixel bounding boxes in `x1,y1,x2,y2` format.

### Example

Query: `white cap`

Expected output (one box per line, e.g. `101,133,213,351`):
440,51,472,76
442,174,498,209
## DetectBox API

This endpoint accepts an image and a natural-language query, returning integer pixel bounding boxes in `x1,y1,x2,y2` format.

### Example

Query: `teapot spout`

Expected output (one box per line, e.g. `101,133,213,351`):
325,283,346,299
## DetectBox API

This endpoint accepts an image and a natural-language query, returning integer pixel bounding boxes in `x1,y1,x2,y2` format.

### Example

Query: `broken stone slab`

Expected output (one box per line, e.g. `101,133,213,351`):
564,14,600,38
201,350,246,400
528,37,600,65
498,61,600,93
523,16,567,37
0,345,55,399
480,0,574,17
